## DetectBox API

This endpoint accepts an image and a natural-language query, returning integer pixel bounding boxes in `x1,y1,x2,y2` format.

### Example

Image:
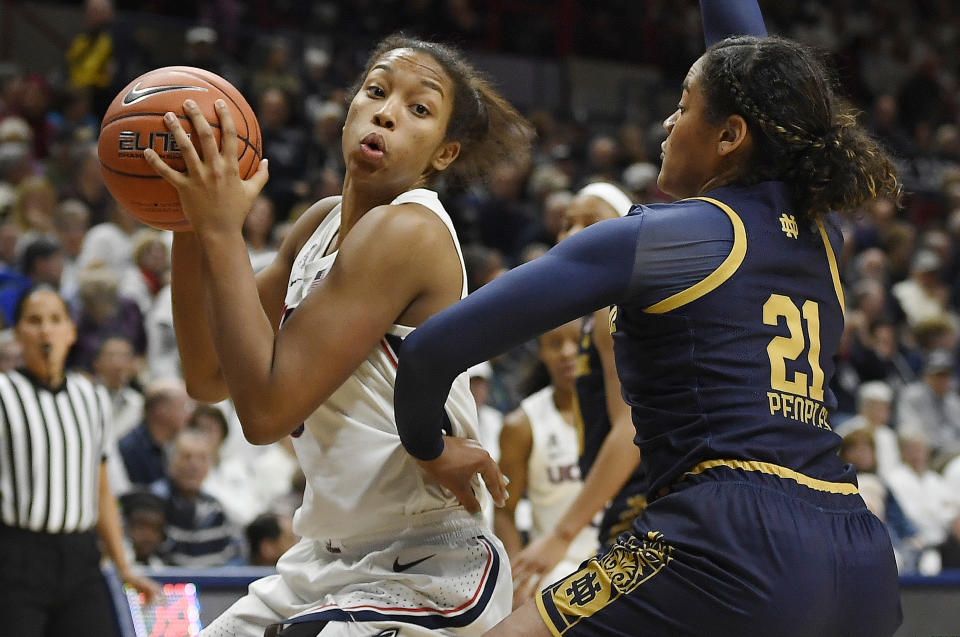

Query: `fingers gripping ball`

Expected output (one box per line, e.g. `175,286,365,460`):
97,66,262,231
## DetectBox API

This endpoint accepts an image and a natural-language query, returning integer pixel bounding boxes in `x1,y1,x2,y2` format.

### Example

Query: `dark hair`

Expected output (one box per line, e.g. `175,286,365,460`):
188,403,229,444
699,36,901,225
12,284,68,325
19,235,62,276
119,490,166,520
353,34,534,182
245,512,282,557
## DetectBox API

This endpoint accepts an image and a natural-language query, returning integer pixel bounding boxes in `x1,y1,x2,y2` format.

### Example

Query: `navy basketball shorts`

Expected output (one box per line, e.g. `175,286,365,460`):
536,464,902,637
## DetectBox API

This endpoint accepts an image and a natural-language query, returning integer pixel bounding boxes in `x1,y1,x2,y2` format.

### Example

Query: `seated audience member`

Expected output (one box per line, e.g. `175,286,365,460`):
94,335,144,439
885,429,958,572
467,360,504,463
152,428,241,567
119,378,192,487
895,349,960,467
193,404,262,527
835,381,902,477
69,268,146,373
144,283,180,381
120,491,167,568
0,235,64,325
839,429,918,572
245,512,297,567
118,228,168,315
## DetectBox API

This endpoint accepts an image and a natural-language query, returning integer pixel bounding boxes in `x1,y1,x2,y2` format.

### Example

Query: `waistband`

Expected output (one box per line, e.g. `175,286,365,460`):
662,458,864,512
683,459,859,495
0,522,96,542
310,508,487,555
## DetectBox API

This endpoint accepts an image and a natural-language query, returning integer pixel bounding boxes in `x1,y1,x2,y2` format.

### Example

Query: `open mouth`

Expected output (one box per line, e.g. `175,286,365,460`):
360,132,386,158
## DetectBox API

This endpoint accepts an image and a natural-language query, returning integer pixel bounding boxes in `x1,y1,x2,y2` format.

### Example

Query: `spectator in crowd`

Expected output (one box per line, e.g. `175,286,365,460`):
895,349,960,466
245,512,297,567
838,429,919,573
849,316,917,395
69,268,146,372
118,228,169,315
243,195,277,273
836,381,902,478
885,429,958,572
119,490,167,568
181,25,245,91
0,234,64,326
192,403,263,527
59,144,112,225
93,335,143,438
10,175,57,234
64,0,116,119
891,249,955,329
249,36,303,103
144,282,179,381
94,335,144,493
52,198,90,300
152,428,241,567
256,87,308,219
467,361,504,466
119,378,192,488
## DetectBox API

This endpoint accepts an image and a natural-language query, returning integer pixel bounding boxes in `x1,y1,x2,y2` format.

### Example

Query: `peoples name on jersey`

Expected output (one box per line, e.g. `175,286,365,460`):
766,391,830,430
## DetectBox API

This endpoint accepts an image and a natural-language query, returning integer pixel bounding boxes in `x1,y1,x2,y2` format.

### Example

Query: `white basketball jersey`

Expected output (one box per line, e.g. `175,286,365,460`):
523,386,599,564
282,188,481,541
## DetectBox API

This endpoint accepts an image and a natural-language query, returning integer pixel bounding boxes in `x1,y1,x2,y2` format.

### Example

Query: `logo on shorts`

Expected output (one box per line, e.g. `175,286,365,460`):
121,82,208,106
391,553,435,572
371,630,399,637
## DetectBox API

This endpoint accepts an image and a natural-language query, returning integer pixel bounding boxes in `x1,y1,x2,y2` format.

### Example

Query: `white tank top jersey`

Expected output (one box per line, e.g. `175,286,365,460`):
281,188,481,541
523,386,599,561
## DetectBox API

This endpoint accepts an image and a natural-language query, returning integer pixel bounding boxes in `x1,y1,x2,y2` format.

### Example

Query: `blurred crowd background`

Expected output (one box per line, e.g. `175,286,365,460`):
1,0,959,576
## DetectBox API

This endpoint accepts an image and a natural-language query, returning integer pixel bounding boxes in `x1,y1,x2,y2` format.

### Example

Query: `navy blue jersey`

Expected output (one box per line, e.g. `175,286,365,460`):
612,182,853,498
572,315,608,477
574,316,649,545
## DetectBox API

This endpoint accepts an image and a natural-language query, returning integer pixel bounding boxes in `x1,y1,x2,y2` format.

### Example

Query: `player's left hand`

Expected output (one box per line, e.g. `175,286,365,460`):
144,98,269,235
122,570,163,606
415,436,508,514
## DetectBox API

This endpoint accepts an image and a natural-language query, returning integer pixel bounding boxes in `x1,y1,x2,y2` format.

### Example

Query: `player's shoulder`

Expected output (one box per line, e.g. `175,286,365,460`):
355,198,451,247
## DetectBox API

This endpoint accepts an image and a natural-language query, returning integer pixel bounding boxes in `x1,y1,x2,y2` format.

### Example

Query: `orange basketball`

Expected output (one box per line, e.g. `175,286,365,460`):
97,66,262,231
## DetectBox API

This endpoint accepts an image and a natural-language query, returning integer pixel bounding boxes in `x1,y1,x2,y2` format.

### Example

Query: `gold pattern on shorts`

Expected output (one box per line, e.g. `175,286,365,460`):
542,531,674,634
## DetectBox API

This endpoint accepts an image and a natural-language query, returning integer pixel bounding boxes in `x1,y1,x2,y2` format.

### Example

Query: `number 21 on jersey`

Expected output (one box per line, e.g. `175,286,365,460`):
763,294,829,428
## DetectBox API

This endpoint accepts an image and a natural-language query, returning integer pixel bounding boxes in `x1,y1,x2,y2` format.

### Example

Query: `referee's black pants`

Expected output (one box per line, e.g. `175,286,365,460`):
0,524,119,637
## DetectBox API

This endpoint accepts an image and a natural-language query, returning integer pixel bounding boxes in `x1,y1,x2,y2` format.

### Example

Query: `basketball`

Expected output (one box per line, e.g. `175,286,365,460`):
97,66,262,231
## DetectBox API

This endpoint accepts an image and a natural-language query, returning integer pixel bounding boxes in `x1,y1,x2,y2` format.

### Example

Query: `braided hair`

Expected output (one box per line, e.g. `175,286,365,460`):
699,36,900,225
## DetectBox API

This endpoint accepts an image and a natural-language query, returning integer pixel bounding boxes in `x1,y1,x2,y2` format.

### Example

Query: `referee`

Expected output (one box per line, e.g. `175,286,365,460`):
0,286,159,636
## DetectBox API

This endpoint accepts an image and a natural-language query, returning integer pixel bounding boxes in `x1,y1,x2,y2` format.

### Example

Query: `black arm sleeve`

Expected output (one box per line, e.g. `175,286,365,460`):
395,216,642,460
700,0,767,46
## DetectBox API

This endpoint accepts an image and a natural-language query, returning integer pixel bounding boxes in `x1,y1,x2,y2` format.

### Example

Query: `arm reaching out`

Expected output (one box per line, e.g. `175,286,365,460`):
700,0,766,46
395,216,642,506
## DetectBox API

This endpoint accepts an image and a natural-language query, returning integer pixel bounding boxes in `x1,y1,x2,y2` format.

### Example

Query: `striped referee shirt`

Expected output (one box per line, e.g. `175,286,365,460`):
0,368,112,534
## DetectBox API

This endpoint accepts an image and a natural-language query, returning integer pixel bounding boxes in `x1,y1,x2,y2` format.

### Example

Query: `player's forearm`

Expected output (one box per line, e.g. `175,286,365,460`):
171,232,228,402
700,0,766,46
194,228,286,443
552,424,640,542
494,510,524,558
396,218,640,460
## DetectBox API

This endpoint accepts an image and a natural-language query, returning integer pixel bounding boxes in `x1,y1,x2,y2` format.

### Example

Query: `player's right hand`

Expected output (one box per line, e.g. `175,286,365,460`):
511,532,570,605
415,435,508,514
144,99,269,235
